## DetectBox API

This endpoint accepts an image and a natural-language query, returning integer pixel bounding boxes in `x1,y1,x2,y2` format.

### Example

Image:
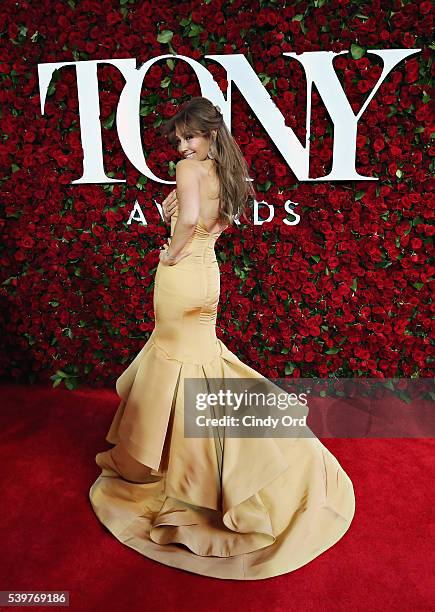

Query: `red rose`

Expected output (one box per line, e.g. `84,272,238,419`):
419,1,432,14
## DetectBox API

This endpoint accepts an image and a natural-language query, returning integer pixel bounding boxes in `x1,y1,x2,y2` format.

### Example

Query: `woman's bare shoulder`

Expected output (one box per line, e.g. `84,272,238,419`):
176,158,203,170
175,158,203,184
176,158,213,176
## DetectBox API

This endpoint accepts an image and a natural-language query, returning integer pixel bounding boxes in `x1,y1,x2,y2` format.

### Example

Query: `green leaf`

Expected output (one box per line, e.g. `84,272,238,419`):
403,222,412,236
46,81,56,96
395,169,403,179
157,30,173,44
351,278,358,291
293,14,304,21
63,328,73,339
355,190,365,200
325,347,340,354
285,362,295,375
311,255,320,263
351,44,365,59
258,180,272,192
188,23,203,37
140,105,152,117
103,111,115,130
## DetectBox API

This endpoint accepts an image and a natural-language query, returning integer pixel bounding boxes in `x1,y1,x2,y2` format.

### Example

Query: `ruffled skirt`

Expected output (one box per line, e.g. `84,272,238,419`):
89,332,355,580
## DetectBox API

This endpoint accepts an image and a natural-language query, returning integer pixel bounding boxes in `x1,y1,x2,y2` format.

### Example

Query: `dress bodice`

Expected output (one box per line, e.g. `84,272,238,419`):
169,209,226,262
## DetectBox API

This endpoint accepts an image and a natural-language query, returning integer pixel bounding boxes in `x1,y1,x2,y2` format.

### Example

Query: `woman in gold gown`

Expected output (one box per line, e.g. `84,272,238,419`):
89,97,355,580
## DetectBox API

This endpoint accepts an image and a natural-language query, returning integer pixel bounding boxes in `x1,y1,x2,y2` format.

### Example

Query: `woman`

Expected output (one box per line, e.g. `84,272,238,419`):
89,97,355,580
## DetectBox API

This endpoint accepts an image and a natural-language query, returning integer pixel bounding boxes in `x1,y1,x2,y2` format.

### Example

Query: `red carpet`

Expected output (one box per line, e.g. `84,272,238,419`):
0,382,432,611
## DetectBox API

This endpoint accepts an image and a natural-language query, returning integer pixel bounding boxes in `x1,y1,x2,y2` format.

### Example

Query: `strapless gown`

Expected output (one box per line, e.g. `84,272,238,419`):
89,210,356,580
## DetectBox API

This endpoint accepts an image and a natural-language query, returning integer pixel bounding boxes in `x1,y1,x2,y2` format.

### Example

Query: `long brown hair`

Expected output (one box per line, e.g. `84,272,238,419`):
158,97,255,227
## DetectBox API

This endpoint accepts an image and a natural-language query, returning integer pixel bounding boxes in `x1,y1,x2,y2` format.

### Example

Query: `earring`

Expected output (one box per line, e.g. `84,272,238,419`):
208,136,216,159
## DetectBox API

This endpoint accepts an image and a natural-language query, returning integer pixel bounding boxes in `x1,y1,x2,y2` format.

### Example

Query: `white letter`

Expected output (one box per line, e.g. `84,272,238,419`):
254,199,274,225
283,49,421,180
37,59,136,184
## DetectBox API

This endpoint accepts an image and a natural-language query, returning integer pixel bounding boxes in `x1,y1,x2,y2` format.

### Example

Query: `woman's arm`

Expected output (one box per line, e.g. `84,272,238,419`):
165,160,200,261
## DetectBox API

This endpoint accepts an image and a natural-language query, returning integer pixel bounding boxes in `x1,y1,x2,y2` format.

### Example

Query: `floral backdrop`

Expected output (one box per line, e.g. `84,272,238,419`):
0,0,433,389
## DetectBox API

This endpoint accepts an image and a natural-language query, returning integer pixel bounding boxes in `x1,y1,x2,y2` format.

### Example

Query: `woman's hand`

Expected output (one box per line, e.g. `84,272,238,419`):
162,188,179,223
159,242,192,266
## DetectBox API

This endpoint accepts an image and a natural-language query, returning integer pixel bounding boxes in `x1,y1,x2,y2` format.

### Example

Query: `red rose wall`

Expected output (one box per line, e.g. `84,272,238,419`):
0,0,433,389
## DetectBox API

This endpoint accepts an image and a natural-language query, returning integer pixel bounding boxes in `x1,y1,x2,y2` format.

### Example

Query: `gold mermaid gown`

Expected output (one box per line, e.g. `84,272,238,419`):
89,210,356,580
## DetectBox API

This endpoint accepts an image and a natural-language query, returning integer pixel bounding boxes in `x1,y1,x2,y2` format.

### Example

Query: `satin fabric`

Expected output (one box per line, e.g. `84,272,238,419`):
89,211,356,580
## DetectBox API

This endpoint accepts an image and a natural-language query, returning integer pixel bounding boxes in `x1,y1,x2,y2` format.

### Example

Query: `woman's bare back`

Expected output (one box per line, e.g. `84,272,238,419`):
197,160,228,234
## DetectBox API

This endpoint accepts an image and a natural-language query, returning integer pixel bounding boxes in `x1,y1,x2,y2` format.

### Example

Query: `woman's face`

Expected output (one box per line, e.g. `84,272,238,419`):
174,127,216,161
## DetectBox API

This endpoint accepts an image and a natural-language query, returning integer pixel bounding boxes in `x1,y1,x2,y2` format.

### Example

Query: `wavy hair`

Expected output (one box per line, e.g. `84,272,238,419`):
158,97,255,227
